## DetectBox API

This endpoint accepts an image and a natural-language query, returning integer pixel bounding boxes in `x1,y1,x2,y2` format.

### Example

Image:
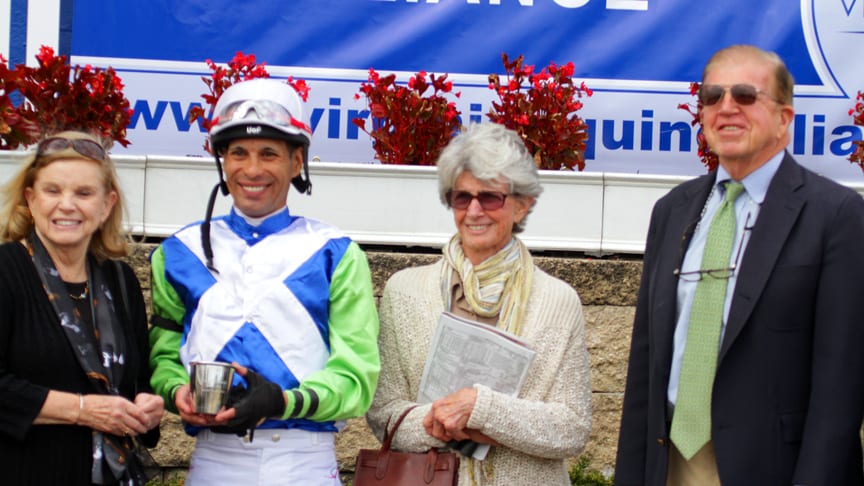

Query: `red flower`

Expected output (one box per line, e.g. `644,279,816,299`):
848,90,864,172
353,68,461,165
689,82,699,96
677,81,718,171
370,102,388,119
487,53,592,171
1,46,132,148
36,46,54,64
287,77,309,102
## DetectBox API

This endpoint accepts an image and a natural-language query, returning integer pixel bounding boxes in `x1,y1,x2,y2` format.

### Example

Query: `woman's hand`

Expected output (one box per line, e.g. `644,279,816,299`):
423,387,480,442
134,393,165,431
77,394,152,437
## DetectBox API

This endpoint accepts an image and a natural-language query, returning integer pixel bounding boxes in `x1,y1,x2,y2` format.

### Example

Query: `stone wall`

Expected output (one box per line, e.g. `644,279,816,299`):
125,243,639,481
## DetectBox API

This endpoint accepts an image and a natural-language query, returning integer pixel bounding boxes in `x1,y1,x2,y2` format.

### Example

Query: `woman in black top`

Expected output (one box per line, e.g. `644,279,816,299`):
0,131,164,484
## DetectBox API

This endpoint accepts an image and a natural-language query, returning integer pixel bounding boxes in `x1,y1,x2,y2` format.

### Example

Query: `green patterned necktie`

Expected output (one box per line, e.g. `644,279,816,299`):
670,181,745,460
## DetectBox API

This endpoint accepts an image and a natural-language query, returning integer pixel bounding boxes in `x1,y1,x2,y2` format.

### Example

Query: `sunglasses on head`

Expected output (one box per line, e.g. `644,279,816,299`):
698,84,779,107
446,190,509,210
36,137,107,162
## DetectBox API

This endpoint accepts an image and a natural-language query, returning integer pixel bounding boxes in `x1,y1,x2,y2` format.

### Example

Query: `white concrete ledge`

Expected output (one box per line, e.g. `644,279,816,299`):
3,154,862,255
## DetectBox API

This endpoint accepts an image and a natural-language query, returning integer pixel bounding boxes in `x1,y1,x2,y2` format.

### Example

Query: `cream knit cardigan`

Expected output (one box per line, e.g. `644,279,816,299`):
366,259,592,485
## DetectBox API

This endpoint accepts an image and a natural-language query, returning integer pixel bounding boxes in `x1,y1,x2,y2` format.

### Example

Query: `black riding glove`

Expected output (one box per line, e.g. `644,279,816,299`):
212,369,285,438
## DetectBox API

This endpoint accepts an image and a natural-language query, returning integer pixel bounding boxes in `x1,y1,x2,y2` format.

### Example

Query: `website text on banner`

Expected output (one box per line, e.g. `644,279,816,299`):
16,0,864,181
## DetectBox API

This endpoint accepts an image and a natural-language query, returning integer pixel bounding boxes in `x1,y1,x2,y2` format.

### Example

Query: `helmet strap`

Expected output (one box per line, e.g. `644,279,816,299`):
291,146,312,195
214,153,230,196
201,182,222,274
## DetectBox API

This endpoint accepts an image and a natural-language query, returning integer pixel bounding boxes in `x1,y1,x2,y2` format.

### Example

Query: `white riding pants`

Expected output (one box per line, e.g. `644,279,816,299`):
185,428,341,486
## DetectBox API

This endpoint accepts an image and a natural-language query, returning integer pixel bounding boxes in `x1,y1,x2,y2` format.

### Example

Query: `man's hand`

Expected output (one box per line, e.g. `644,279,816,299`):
174,383,223,427
213,363,286,435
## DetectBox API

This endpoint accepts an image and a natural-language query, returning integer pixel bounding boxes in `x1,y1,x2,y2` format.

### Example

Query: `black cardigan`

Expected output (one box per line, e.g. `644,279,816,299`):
0,241,159,484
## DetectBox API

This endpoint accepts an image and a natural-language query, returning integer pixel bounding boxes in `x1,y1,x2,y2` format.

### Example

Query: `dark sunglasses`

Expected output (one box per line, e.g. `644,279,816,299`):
698,84,779,107
36,137,107,162
446,190,509,211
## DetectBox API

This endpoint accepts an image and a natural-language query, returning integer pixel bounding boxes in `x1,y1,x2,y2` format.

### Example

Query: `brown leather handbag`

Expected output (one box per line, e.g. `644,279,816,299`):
354,406,460,486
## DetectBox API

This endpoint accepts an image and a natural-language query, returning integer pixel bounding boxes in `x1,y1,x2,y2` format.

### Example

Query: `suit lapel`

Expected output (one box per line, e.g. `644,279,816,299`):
653,176,715,363
719,154,805,361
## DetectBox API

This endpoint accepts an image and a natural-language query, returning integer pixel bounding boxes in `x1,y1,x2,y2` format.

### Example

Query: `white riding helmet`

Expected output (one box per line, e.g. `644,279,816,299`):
210,78,312,151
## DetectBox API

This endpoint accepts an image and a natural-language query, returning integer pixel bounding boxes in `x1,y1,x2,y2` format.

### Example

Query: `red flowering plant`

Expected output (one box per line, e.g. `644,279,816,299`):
188,51,310,153
487,53,592,171
352,68,461,165
0,55,40,149
2,46,132,149
678,81,719,171
847,91,864,172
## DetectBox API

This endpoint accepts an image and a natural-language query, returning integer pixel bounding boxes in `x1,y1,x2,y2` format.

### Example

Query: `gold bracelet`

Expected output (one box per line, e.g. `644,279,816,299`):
76,394,84,424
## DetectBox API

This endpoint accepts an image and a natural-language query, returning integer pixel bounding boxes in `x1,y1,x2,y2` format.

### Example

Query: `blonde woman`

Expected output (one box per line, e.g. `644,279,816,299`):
0,131,163,484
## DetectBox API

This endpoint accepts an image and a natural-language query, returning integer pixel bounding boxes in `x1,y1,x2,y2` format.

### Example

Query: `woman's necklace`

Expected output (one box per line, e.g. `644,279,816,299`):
67,281,89,301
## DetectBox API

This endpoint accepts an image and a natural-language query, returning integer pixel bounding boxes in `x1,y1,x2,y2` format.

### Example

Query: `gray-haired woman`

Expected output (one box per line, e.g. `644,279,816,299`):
367,122,592,485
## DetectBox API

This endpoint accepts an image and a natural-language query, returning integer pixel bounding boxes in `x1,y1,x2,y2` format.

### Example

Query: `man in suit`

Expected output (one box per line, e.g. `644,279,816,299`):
614,44,864,486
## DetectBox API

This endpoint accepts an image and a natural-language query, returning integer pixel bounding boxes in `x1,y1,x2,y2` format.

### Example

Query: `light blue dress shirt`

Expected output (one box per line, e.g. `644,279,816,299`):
667,151,784,407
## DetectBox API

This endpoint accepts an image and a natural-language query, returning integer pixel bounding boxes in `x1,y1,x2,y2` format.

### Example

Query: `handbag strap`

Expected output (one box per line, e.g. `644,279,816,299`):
381,405,418,451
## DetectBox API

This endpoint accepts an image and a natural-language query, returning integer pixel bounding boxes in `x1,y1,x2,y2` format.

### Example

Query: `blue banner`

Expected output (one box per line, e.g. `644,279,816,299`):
71,0,821,85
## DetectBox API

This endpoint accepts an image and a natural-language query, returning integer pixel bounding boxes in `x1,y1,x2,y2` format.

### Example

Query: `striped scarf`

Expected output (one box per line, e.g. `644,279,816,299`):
441,234,533,336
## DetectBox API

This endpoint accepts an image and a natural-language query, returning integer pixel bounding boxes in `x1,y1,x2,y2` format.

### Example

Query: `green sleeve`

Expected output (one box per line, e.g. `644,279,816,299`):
281,242,380,422
148,245,190,413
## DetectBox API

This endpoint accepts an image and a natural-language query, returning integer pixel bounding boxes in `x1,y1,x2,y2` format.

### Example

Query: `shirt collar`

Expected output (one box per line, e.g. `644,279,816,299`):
715,150,784,205
226,206,295,243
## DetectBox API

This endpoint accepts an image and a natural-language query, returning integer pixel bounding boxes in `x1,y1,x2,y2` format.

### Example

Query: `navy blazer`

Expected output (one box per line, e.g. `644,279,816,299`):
614,153,864,486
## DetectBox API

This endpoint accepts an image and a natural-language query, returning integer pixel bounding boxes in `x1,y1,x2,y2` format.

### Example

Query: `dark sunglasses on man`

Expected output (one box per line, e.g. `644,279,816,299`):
698,84,782,107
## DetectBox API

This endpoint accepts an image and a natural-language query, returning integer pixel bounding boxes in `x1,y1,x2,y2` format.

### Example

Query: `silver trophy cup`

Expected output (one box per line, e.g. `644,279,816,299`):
190,361,235,415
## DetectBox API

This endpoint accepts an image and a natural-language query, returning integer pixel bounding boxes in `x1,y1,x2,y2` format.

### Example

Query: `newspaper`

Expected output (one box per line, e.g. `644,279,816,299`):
417,312,536,460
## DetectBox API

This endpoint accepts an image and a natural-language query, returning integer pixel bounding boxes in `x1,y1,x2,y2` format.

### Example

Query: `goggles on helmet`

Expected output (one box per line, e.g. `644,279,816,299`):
214,99,312,135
